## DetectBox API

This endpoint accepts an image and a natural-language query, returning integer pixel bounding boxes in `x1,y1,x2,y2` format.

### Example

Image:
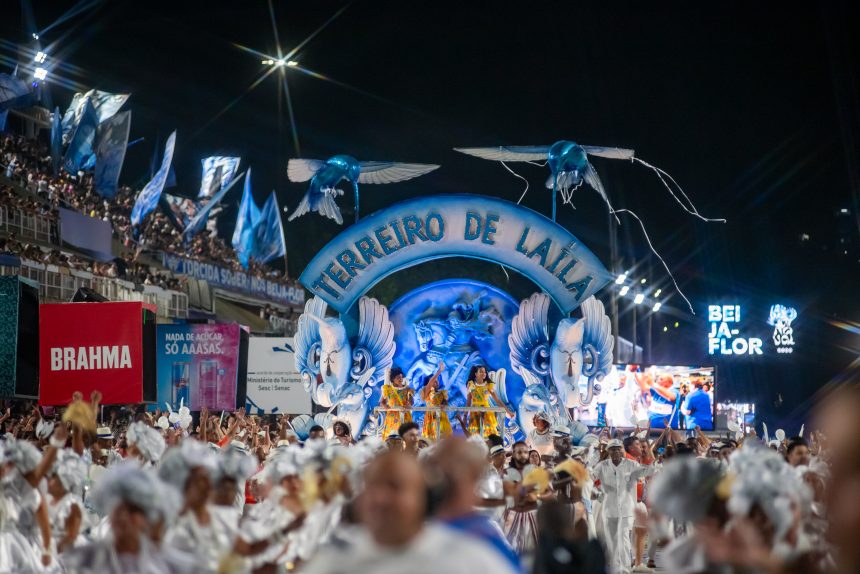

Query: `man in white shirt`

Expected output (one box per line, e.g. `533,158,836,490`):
302,451,518,574
591,439,657,574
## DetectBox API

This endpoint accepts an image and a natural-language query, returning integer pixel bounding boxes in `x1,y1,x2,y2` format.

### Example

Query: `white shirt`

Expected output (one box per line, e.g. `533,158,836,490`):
503,464,536,483
527,428,555,455
590,458,656,518
302,523,518,574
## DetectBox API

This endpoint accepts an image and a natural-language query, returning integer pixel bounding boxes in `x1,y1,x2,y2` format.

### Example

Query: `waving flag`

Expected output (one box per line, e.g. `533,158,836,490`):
0,73,33,112
50,107,61,176
61,89,129,144
132,130,176,226
183,170,245,237
62,98,98,173
232,168,261,268
93,110,132,198
252,191,287,264
199,156,240,198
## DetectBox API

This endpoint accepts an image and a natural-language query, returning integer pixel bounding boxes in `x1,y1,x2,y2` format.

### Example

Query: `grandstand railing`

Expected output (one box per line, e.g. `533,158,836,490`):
268,315,298,336
0,205,59,245
372,406,507,438
0,257,188,319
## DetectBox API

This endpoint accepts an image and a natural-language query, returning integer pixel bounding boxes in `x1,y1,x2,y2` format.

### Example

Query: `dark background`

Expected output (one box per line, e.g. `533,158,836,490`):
4,0,859,429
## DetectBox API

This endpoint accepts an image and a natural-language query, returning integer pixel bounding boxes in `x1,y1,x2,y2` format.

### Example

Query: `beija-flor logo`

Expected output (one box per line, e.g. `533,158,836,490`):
767,304,797,354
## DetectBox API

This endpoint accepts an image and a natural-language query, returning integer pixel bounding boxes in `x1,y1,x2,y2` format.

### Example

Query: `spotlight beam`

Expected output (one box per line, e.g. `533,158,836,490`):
189,66,279,141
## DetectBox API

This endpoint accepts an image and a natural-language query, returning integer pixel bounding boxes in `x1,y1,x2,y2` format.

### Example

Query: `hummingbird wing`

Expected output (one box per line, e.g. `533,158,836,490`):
582,161,613,209
581,145,636,160
287,158,325,182
453,146,550,162
356,161,439,184
288,186,344,225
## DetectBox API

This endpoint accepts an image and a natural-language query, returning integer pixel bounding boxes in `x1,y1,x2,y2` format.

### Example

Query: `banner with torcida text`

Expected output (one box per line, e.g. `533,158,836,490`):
39,302,148,405
245,337,309,414
156,323,242,411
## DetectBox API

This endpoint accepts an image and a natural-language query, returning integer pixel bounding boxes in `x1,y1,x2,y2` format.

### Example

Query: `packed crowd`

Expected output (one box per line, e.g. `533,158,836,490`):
1,376,857,574
1,133,295,286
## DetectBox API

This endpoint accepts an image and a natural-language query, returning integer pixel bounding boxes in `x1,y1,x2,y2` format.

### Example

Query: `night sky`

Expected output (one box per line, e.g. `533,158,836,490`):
3,1,859,427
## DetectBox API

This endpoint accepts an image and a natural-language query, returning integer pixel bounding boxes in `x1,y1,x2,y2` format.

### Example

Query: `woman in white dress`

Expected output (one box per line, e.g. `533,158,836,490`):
47,448,88,554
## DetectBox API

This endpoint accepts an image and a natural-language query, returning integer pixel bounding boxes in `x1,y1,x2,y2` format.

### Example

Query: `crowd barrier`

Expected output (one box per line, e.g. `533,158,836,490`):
372,406,507,438
0,204,59,245
0,257,188,319
268,315,298,336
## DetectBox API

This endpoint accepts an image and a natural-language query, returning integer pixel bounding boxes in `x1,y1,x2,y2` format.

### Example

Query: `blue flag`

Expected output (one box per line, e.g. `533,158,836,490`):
93,110,131,198
50,106,61,176
61,89,129,145
251,191,287,264
62,98,98,173
232,168,261,268
183,170,245,237
0,73,33,112
199,156,241,198
132,130,176,226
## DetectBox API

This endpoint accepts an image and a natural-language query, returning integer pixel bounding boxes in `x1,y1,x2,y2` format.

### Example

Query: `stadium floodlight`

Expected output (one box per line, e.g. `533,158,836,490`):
32,33,39,39
614,272,627,285
652,302,662,312
634,293,645,305
286,60,299,67
34,51,47,63
640,278,647,284
653,288,662,297
33,67,48,80
619,285,630,296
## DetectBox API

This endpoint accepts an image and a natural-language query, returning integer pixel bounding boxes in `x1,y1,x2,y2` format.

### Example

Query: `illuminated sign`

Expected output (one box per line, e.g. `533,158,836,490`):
768,304,797,354
708,305,763,355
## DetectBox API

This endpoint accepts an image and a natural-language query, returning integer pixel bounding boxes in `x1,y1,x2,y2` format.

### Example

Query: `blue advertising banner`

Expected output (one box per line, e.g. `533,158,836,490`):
161,253,305,307
299,194,611,314
132,131,176,226
156,323,241,411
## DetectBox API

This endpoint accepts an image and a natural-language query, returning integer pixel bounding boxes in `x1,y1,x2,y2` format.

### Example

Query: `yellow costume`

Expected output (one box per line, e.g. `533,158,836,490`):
422,388,452,441
381,383,413,437
468,380,499,437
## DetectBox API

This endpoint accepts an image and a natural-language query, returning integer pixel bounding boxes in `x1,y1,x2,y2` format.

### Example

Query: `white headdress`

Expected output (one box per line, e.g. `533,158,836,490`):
126,421,166,463
157,440,217,493
214,444,258,483
90,461,179,523
728,444,812,545
1,435,41,473
52,448,88,496
649,455,725,524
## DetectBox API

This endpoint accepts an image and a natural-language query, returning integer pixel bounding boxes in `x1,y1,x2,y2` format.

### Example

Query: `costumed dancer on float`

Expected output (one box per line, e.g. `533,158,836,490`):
466,365,512,438
421,361,452,441
380,366,415,438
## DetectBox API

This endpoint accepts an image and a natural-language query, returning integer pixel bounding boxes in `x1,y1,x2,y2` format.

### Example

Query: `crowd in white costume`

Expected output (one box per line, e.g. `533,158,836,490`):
1,383,859,574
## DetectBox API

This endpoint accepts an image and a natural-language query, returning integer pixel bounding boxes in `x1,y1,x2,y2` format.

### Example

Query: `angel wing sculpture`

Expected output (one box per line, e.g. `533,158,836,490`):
508,293,614,436
294,295,395,436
